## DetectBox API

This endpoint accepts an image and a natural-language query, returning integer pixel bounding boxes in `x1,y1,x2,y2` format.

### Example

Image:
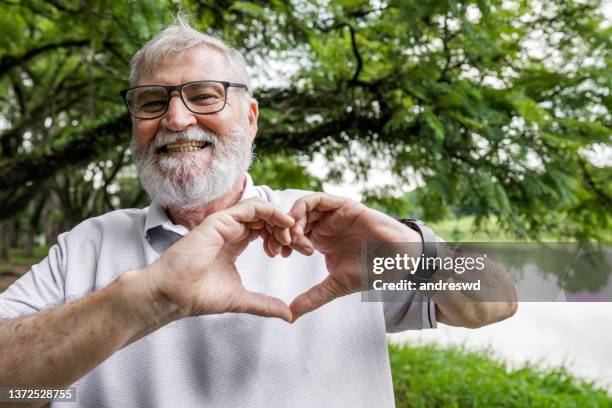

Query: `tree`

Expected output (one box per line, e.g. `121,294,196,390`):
0,0,609,246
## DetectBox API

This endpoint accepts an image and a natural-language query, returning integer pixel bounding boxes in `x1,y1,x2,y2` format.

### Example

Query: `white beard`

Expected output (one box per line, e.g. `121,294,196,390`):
131,125,254,211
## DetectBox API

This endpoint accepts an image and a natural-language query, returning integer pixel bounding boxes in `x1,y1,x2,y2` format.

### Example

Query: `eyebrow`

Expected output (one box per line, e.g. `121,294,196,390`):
133,87,166,98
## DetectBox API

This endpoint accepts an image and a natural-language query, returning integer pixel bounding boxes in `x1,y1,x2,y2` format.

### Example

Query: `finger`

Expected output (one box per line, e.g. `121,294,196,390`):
288,193,347,221
304,222,314,235
289,275,339,322
298,236,315,252
290,231,315,255
230,198,295,228
290,217,317,240
267,234,283,256
281,246,292,258
306,210,324,224
250,220,265,230
288,220,315,255
248,229,259,242
288,241,314,256
292,210,323,228
273,226,292,246
258,229,275,257
290,215,307,242
237,290,292,322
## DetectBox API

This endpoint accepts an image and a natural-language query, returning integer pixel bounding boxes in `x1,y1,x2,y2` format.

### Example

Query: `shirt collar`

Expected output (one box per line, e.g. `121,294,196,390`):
143,173,260,240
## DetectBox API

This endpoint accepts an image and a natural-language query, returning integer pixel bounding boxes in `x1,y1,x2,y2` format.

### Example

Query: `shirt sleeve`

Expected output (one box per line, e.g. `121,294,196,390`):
383,292,437,332
381,224,444,332
0,233,68,320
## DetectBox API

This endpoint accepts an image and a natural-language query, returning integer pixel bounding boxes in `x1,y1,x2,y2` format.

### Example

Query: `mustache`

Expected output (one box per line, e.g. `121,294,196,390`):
150,127,220,151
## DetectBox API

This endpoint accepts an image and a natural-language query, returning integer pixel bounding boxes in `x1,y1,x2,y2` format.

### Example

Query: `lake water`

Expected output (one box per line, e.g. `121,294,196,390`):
388,302,612,391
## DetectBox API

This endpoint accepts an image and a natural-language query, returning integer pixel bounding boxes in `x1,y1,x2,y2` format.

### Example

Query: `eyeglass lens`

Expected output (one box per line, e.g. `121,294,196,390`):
125,81,226,118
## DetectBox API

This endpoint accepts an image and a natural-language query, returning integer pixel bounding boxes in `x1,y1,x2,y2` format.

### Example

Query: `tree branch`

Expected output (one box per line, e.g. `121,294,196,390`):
0,113,130,191
346,24,363,84
0,39,89,75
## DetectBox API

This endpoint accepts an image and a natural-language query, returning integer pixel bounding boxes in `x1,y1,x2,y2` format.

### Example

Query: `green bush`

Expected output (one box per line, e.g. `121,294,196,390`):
389,343,611,408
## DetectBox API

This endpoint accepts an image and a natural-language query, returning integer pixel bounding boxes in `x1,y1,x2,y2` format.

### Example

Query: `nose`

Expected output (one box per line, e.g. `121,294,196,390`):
160,93,197,131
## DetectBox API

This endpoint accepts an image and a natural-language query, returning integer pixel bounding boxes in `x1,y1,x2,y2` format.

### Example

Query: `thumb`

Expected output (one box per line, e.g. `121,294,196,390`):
289,275,340,323
235,289,293,323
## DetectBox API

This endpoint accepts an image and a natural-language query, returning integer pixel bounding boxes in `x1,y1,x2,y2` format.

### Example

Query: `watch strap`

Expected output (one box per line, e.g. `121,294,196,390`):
398,218,438,280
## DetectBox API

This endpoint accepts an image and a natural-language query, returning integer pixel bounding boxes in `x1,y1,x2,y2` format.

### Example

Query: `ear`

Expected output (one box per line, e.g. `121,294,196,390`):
247,99,259,140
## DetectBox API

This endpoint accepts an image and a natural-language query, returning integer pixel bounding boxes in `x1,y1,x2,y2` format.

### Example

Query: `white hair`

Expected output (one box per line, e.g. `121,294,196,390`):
129,12,252,98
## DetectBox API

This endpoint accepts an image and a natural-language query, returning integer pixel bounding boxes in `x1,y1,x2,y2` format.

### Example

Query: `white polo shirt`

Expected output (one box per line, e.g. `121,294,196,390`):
0,174,436,407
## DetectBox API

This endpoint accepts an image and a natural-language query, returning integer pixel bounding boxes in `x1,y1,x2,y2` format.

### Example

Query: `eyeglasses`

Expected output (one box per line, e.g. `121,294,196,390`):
120,80,248,120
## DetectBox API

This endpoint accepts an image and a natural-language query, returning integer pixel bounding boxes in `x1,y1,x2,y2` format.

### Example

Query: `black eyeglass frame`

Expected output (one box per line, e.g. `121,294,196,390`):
120,80,249,120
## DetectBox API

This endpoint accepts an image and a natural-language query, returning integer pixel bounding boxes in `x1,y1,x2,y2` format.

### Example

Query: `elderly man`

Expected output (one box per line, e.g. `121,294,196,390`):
0,17,516,408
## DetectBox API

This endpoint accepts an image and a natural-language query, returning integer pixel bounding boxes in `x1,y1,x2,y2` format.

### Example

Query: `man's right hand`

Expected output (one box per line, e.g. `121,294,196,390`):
0,198,295,393
140,198,295,322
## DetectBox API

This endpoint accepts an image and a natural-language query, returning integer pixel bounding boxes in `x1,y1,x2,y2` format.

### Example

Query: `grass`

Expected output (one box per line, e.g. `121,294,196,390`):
429,216,518,242
0,246,49,271
389,342,612,408
7,246,51,259
429,215,612,243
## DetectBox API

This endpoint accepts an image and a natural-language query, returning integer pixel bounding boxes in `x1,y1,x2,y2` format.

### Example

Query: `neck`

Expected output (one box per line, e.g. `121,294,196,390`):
166,175,247,230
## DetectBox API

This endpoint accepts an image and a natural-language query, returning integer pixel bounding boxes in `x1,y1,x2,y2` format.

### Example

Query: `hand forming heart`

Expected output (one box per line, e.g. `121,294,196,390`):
262,193,422,322
143,198,295,322
142,194,421,324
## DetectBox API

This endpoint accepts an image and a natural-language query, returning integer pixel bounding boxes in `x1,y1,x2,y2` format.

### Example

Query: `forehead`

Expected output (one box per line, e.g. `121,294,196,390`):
137,47,231,86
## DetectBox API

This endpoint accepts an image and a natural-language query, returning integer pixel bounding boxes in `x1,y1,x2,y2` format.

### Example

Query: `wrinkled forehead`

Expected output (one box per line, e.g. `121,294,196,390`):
137,46,234,86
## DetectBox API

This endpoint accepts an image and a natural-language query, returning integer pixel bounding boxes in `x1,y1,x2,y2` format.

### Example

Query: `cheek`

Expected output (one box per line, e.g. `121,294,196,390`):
194,108,243,136
133,120,161,147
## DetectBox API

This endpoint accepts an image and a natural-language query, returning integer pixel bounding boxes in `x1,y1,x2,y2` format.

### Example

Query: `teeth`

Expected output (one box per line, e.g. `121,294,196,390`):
166,146,202,153
162,140,210,153
164,140,207,149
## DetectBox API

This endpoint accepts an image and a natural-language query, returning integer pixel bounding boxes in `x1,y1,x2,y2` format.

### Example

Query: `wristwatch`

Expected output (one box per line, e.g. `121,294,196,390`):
398,218,438,280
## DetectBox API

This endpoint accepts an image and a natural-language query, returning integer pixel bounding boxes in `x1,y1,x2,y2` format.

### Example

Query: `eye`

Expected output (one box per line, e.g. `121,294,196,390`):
189,93,219,104
140,100,167,112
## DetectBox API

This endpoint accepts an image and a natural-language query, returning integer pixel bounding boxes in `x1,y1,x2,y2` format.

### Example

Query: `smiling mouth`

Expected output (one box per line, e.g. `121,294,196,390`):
157,140,212,154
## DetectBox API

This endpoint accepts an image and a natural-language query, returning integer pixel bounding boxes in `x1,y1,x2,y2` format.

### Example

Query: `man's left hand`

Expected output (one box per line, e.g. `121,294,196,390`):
262,193,422,322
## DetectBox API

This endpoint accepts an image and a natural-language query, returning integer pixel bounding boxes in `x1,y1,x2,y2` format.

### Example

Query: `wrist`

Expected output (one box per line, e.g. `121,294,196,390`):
116,269,185,327
398,218,439,280
393,219,423,255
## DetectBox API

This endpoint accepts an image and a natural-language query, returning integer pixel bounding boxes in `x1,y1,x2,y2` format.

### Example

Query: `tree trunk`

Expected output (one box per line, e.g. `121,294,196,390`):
0,219,15,262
